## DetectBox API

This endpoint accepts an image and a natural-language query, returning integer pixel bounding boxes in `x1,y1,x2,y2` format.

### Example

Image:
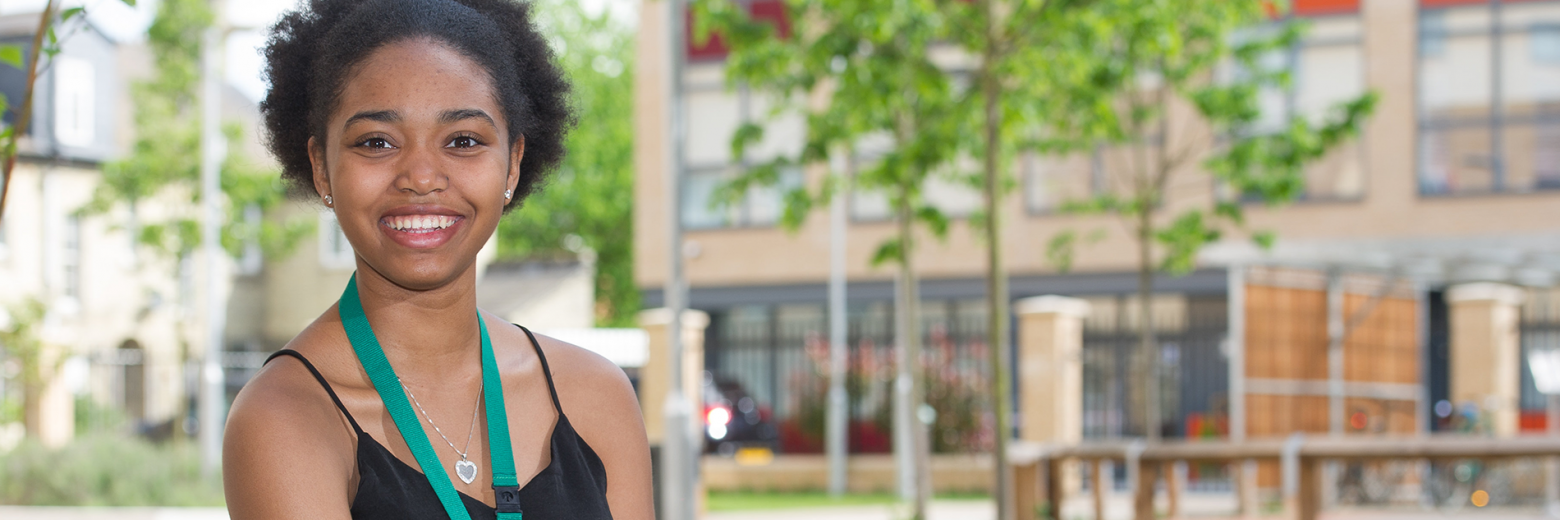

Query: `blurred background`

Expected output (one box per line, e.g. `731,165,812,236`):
1,0,1559,519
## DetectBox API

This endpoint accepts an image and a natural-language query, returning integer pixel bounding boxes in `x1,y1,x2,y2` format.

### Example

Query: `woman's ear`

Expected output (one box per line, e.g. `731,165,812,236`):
507,136,526,198
309,136,330,202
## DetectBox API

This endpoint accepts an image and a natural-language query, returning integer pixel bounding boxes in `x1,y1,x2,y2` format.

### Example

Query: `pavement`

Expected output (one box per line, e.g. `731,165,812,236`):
2,499,1557,520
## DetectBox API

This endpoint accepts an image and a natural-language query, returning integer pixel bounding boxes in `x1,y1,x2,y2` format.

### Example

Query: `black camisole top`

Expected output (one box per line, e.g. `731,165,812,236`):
264,325,614,519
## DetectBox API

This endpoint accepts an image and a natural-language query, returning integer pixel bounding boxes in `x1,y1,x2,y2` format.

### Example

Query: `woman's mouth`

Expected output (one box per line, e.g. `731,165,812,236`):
384,215,459,233
380,213,464,249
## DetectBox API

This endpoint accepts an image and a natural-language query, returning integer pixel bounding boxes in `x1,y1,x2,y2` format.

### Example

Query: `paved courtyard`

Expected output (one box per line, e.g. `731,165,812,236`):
2,498,1556,520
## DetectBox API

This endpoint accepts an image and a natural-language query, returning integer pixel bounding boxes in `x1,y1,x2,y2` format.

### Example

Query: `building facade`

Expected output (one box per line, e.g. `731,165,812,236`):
633,0,1560,459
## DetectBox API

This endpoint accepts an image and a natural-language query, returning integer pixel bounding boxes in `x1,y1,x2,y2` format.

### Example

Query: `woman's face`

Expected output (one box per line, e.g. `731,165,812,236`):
311,38,521,291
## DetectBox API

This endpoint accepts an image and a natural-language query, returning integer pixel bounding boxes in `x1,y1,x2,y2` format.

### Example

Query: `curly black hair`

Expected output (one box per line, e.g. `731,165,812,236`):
260,0,572,211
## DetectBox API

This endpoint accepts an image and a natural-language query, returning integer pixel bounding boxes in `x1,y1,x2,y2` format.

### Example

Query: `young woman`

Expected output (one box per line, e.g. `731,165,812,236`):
222,1,653,518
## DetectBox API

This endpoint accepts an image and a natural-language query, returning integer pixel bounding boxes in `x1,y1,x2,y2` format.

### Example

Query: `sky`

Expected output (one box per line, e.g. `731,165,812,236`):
3,0,637,103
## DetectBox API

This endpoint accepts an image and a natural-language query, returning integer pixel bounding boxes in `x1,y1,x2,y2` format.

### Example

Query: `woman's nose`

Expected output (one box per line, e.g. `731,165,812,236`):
395,142,447,195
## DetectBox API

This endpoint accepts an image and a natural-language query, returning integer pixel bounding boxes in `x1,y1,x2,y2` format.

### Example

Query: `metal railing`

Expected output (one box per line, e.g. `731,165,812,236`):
1010,434,1560,520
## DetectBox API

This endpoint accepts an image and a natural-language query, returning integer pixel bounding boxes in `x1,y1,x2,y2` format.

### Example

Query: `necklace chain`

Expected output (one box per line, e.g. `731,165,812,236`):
400,377,483,461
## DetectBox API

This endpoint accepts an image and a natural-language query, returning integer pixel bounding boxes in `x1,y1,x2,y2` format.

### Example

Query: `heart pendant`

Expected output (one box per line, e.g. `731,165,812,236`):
455,459,478,485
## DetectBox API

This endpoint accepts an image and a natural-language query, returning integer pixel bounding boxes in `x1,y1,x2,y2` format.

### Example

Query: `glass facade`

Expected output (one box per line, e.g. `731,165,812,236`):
1419,1,1560,195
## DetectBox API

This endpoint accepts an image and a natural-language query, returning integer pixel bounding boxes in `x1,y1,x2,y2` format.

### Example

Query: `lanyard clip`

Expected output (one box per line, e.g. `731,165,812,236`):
493,485,524,514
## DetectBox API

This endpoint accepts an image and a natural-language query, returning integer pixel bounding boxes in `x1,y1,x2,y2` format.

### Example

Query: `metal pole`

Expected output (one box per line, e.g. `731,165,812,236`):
1491,0,1505,191
826,151,849,496
893,270,914,502
1327,270,1344,436
661,0,694,517
1547,394,1560,518
197,2,228,476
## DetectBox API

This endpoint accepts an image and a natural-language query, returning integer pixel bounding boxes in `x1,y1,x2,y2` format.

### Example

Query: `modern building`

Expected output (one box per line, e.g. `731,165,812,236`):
633,0,1560,472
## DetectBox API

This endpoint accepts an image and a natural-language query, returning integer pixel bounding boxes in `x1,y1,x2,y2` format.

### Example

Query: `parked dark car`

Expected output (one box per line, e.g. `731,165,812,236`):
701,371,779,455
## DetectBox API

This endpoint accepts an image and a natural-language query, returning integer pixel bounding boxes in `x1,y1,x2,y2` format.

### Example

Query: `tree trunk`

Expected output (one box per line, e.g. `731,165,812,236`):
979,2,1015,515
1137,211,1160,443
0,1,58,223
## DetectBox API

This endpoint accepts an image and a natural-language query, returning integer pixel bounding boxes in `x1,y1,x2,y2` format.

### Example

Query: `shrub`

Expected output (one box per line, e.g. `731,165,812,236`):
0,434,224,506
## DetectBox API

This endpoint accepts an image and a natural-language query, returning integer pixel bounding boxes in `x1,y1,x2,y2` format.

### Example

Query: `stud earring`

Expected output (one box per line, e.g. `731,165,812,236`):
323,195,333,206
504,189,512,200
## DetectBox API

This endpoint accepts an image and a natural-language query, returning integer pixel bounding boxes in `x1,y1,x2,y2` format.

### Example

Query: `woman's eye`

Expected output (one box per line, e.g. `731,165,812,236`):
358,137,394,150
448,136,481,149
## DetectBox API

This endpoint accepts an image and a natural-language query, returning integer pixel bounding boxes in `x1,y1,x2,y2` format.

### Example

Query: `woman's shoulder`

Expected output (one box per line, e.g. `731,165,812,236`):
484,315,644,436
224,312,359,516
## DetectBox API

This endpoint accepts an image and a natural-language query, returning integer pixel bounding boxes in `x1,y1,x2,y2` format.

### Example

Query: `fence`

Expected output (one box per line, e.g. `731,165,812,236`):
1011,435,1560,520
703,299,994,454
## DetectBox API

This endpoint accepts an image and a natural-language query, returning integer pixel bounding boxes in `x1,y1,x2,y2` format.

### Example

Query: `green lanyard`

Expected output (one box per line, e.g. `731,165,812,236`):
339,274,524,520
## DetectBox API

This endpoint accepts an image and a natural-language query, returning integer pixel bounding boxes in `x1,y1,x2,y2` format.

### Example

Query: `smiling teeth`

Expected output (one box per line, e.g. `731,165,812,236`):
388,215,456,232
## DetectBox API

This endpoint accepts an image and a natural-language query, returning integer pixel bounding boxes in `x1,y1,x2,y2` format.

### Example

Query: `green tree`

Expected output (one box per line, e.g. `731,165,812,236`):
82,0,310,261
942,1,1109,517
1043,0,1376,471
495,0,637,326
0,298,54,440
0,1,136,222
695,0,966,516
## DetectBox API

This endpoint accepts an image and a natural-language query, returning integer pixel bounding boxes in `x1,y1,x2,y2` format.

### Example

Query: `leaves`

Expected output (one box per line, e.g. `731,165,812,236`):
81,0,306,262
0,45,23,69
495,0,640,325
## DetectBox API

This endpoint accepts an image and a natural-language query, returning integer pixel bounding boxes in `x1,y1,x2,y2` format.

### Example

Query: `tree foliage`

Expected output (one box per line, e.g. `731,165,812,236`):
495,0,637,327
695,0,970,515
1047,0,1377,273
82,0,310,261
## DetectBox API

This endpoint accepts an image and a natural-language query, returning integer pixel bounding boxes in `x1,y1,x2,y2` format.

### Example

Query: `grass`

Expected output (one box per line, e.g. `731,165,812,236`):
706,490,991,512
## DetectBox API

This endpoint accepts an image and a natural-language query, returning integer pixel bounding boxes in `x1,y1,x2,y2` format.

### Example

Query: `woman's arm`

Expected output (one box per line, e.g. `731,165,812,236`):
538,336,656,519
223,357,358,519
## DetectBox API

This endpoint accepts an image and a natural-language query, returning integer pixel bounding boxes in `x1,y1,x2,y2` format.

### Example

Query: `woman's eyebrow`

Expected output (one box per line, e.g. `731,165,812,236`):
439,108,496,127
344,110,401,127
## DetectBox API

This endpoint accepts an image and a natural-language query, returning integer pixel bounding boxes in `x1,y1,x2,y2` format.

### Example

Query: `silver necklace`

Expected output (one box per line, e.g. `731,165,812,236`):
399,377,484,484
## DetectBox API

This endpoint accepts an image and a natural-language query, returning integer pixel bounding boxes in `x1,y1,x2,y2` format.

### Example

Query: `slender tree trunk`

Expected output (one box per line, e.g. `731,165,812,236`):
1137,209,1160,443
978,2,1015,516
0,1,57,223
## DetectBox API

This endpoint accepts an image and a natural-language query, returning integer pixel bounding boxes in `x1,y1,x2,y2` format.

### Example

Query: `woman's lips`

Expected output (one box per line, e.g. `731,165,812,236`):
380,214,464,249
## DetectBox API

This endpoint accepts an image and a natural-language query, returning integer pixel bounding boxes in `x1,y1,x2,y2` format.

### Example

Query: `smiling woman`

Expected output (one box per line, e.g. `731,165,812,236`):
220,1,652,519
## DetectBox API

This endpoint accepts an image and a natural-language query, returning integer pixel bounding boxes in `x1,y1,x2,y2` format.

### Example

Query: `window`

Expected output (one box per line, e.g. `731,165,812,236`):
53,56,95,148
1532,24,1560,64
679,67,809,230
682,165,802,229
236,204,263,275
63,215,81,300
1418,1,1560,195
318,212,355,269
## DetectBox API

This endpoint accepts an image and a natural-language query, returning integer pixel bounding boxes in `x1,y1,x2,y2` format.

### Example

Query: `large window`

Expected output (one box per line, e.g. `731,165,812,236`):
679,66,807,230
1024,15,1367,214
1419,1,1560,195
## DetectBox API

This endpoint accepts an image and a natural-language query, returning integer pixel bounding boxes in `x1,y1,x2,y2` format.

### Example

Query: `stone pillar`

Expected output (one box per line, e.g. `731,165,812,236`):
35,343,74,448
638,308,709,517
638,308,709,443
1017,295,1089,498
1447,282,1525,437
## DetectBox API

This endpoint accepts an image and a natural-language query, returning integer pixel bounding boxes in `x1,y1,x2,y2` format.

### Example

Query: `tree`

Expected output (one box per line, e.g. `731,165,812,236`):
0,298,54,439
0,1,135,222
942,1,1109,517
1043,0,1376,459
494,0,638,326
82,0,309,262
695,1,964,516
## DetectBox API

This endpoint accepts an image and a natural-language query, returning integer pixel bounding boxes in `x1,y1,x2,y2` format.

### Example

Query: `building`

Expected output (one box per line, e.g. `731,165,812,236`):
632,0,1560,472
0,13,192,447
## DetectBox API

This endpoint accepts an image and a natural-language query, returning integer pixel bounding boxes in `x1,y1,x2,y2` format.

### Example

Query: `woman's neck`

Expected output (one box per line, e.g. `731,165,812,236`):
350,262,484,385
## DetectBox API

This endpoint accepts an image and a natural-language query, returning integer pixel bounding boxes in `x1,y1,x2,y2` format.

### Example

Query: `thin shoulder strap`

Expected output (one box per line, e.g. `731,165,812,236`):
265,349,365,434
516,325,564,415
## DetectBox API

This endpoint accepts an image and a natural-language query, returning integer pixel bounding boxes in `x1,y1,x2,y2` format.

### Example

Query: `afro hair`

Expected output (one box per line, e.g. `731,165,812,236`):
260,0,573,211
